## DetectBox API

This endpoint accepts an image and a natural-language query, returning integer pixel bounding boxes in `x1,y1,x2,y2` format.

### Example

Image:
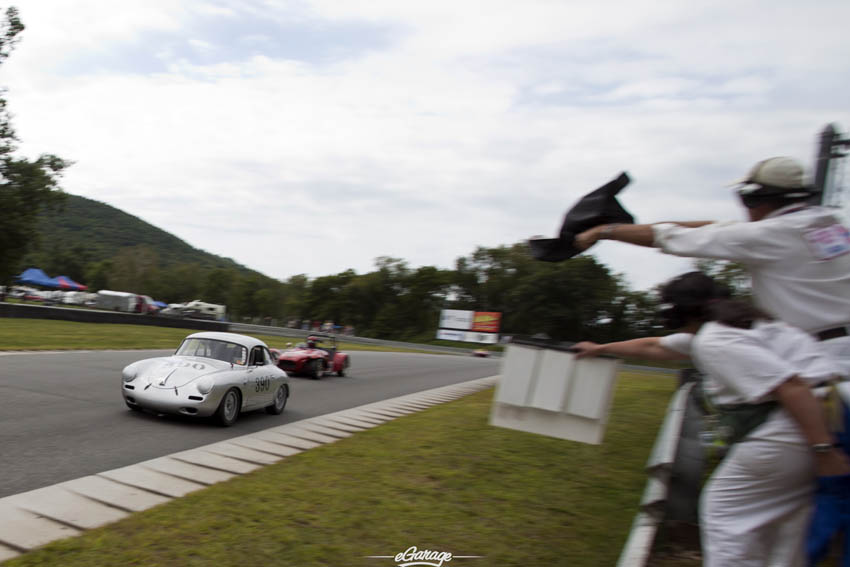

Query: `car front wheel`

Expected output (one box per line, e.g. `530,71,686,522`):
309,359,322,379
215,388,241,426
266,384,288,415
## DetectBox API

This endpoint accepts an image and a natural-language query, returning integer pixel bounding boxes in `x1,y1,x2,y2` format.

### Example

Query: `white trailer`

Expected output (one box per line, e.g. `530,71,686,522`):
96,290,138,312
183,299,226,320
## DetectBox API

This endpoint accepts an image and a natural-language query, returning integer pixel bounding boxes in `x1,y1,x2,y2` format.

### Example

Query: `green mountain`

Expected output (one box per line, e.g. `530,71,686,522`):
21,193,265,280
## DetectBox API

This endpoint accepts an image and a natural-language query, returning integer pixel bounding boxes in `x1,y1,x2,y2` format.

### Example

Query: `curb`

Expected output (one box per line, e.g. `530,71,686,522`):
0,375,499,562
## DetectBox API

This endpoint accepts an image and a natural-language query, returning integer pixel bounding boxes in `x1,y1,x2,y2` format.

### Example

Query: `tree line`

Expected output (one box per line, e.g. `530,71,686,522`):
25,242,666,343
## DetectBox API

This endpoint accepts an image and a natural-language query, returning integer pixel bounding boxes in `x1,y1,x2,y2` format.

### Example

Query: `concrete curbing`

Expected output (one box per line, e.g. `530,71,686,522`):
0,375,499,561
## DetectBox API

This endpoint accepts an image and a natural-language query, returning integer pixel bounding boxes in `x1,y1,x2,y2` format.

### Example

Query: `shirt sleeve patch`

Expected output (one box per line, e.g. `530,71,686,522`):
803,224,850,261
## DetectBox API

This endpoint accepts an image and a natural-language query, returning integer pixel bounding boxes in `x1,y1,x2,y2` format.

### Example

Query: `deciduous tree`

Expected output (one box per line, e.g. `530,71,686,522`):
0,7,69,284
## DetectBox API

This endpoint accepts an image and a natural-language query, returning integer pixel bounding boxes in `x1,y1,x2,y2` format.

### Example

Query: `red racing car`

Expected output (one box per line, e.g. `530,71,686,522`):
271,334,350,379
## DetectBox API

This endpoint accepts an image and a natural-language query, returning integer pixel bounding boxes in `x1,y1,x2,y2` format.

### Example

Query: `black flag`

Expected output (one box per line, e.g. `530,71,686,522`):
529,172,634,262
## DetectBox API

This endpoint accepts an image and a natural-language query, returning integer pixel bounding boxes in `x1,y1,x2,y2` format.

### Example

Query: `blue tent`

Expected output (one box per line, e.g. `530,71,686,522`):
15,268,59,289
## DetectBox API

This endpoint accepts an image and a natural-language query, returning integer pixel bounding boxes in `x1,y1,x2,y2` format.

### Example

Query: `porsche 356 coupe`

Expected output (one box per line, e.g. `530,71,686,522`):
121,331,290,426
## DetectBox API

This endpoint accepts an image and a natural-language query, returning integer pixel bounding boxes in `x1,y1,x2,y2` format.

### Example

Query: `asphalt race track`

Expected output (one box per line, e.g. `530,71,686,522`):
0,349,500,499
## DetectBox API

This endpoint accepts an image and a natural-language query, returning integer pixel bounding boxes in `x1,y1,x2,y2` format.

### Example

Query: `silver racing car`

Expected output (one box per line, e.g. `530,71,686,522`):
121,331,290,426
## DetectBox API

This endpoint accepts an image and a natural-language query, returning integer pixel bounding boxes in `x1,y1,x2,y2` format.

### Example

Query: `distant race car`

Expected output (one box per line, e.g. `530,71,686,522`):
121,331,290,426
472,349,491,358
271,333,350,379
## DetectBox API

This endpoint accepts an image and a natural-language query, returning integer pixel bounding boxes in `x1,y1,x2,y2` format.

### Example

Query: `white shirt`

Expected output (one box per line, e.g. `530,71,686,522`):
659,332,693,355
652,205,850,334
692,320,837,444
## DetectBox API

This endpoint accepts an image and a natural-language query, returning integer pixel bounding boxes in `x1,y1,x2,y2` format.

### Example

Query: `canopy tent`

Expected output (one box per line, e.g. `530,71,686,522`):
55,276,88,291
15,268,88,291
15,268,59,288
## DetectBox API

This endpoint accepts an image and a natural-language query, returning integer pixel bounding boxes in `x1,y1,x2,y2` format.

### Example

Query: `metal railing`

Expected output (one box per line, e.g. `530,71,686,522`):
617,382,695,566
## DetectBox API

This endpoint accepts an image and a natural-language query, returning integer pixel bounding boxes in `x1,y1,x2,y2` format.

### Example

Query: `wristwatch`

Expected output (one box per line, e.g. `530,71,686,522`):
811,443,835,453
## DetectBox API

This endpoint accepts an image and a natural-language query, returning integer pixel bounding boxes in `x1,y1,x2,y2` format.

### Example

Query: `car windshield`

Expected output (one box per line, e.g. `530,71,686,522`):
176,338,247,365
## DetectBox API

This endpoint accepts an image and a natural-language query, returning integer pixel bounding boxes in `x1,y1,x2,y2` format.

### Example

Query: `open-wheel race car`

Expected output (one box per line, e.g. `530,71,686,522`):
121,331,290,426
271,333,350,379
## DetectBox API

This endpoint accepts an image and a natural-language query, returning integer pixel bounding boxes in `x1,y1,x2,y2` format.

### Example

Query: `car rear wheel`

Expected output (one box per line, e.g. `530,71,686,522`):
266,384,288,415
337,358,349,377
215,388,241,426
309,359,322,379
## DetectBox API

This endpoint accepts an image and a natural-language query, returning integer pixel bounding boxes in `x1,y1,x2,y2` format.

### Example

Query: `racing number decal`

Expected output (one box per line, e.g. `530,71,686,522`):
163,360,206,370
254,376,271,392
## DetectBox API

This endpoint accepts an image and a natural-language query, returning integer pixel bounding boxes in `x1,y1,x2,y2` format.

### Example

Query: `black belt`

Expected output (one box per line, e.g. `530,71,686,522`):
817,327,849,341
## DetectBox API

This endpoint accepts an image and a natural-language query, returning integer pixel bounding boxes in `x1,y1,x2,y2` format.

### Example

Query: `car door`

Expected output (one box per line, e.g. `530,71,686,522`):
245,346,273,409
260,347,282,405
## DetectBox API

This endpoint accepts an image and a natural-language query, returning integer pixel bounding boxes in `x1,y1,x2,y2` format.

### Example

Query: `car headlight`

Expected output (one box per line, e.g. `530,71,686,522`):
122,370,137,383
196,377,214,395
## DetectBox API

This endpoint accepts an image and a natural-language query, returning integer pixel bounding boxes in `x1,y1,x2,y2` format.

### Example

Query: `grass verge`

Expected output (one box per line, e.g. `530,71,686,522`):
4,371,678,567
0,319,436,354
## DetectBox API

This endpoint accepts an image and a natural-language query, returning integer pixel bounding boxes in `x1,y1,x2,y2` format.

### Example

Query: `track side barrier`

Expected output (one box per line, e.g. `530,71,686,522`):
229,322,482,356
0,302,226,331
0,303,492,356
617,382,694,567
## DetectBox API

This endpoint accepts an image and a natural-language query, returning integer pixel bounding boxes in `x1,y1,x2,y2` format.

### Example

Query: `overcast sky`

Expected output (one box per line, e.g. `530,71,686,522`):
3,1,849,291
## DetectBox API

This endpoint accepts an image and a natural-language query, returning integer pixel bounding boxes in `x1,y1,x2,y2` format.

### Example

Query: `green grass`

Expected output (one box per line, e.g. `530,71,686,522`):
0,319,438,354
0,319,193,350
4,371,678,567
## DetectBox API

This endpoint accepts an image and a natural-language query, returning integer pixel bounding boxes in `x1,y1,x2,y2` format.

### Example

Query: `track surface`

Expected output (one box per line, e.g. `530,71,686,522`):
0,349,499,498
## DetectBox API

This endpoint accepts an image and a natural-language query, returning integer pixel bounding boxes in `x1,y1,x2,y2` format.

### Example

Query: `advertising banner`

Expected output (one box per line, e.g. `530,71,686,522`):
438,309,474,330
436,329,467,342
436,329,499,344
471,311,501,333
437,309,501,343
465,331,499,344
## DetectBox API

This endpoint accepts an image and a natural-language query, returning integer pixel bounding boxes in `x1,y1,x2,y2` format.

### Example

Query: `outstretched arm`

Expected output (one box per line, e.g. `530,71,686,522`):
575,221,715,251
573,337,688,361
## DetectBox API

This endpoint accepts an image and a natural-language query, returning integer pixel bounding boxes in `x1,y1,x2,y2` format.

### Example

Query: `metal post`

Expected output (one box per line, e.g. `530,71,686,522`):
813,123,850,207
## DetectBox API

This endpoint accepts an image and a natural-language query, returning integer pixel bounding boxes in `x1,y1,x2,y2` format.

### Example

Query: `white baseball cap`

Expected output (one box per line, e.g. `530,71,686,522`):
732,156,813,197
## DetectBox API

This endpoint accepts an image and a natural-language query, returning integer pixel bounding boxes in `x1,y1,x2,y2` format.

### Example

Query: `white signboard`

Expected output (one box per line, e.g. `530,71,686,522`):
490,342,621,444
438,309,474,330
436,329,467,342
465,332,498,344
436,329,499,344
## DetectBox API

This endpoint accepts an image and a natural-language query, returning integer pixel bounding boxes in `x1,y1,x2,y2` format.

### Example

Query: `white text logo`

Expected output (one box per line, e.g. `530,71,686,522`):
367,546,482,567
395,546,452,567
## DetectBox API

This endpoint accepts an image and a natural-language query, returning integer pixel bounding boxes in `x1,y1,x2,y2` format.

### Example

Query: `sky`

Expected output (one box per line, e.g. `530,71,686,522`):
2,0,849,292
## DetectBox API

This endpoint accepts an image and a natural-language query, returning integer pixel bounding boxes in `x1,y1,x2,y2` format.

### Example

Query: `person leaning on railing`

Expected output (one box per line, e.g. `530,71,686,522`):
574,271,850,567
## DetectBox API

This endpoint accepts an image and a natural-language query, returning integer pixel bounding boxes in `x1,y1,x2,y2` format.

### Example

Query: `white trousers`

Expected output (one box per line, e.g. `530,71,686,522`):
701,440,815,567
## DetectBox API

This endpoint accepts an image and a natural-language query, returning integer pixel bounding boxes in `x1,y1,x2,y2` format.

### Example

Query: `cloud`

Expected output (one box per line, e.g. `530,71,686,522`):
3,0,850,292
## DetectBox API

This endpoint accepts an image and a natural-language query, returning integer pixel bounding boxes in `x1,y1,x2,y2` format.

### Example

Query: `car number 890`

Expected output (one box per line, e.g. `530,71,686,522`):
254,376,271,392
